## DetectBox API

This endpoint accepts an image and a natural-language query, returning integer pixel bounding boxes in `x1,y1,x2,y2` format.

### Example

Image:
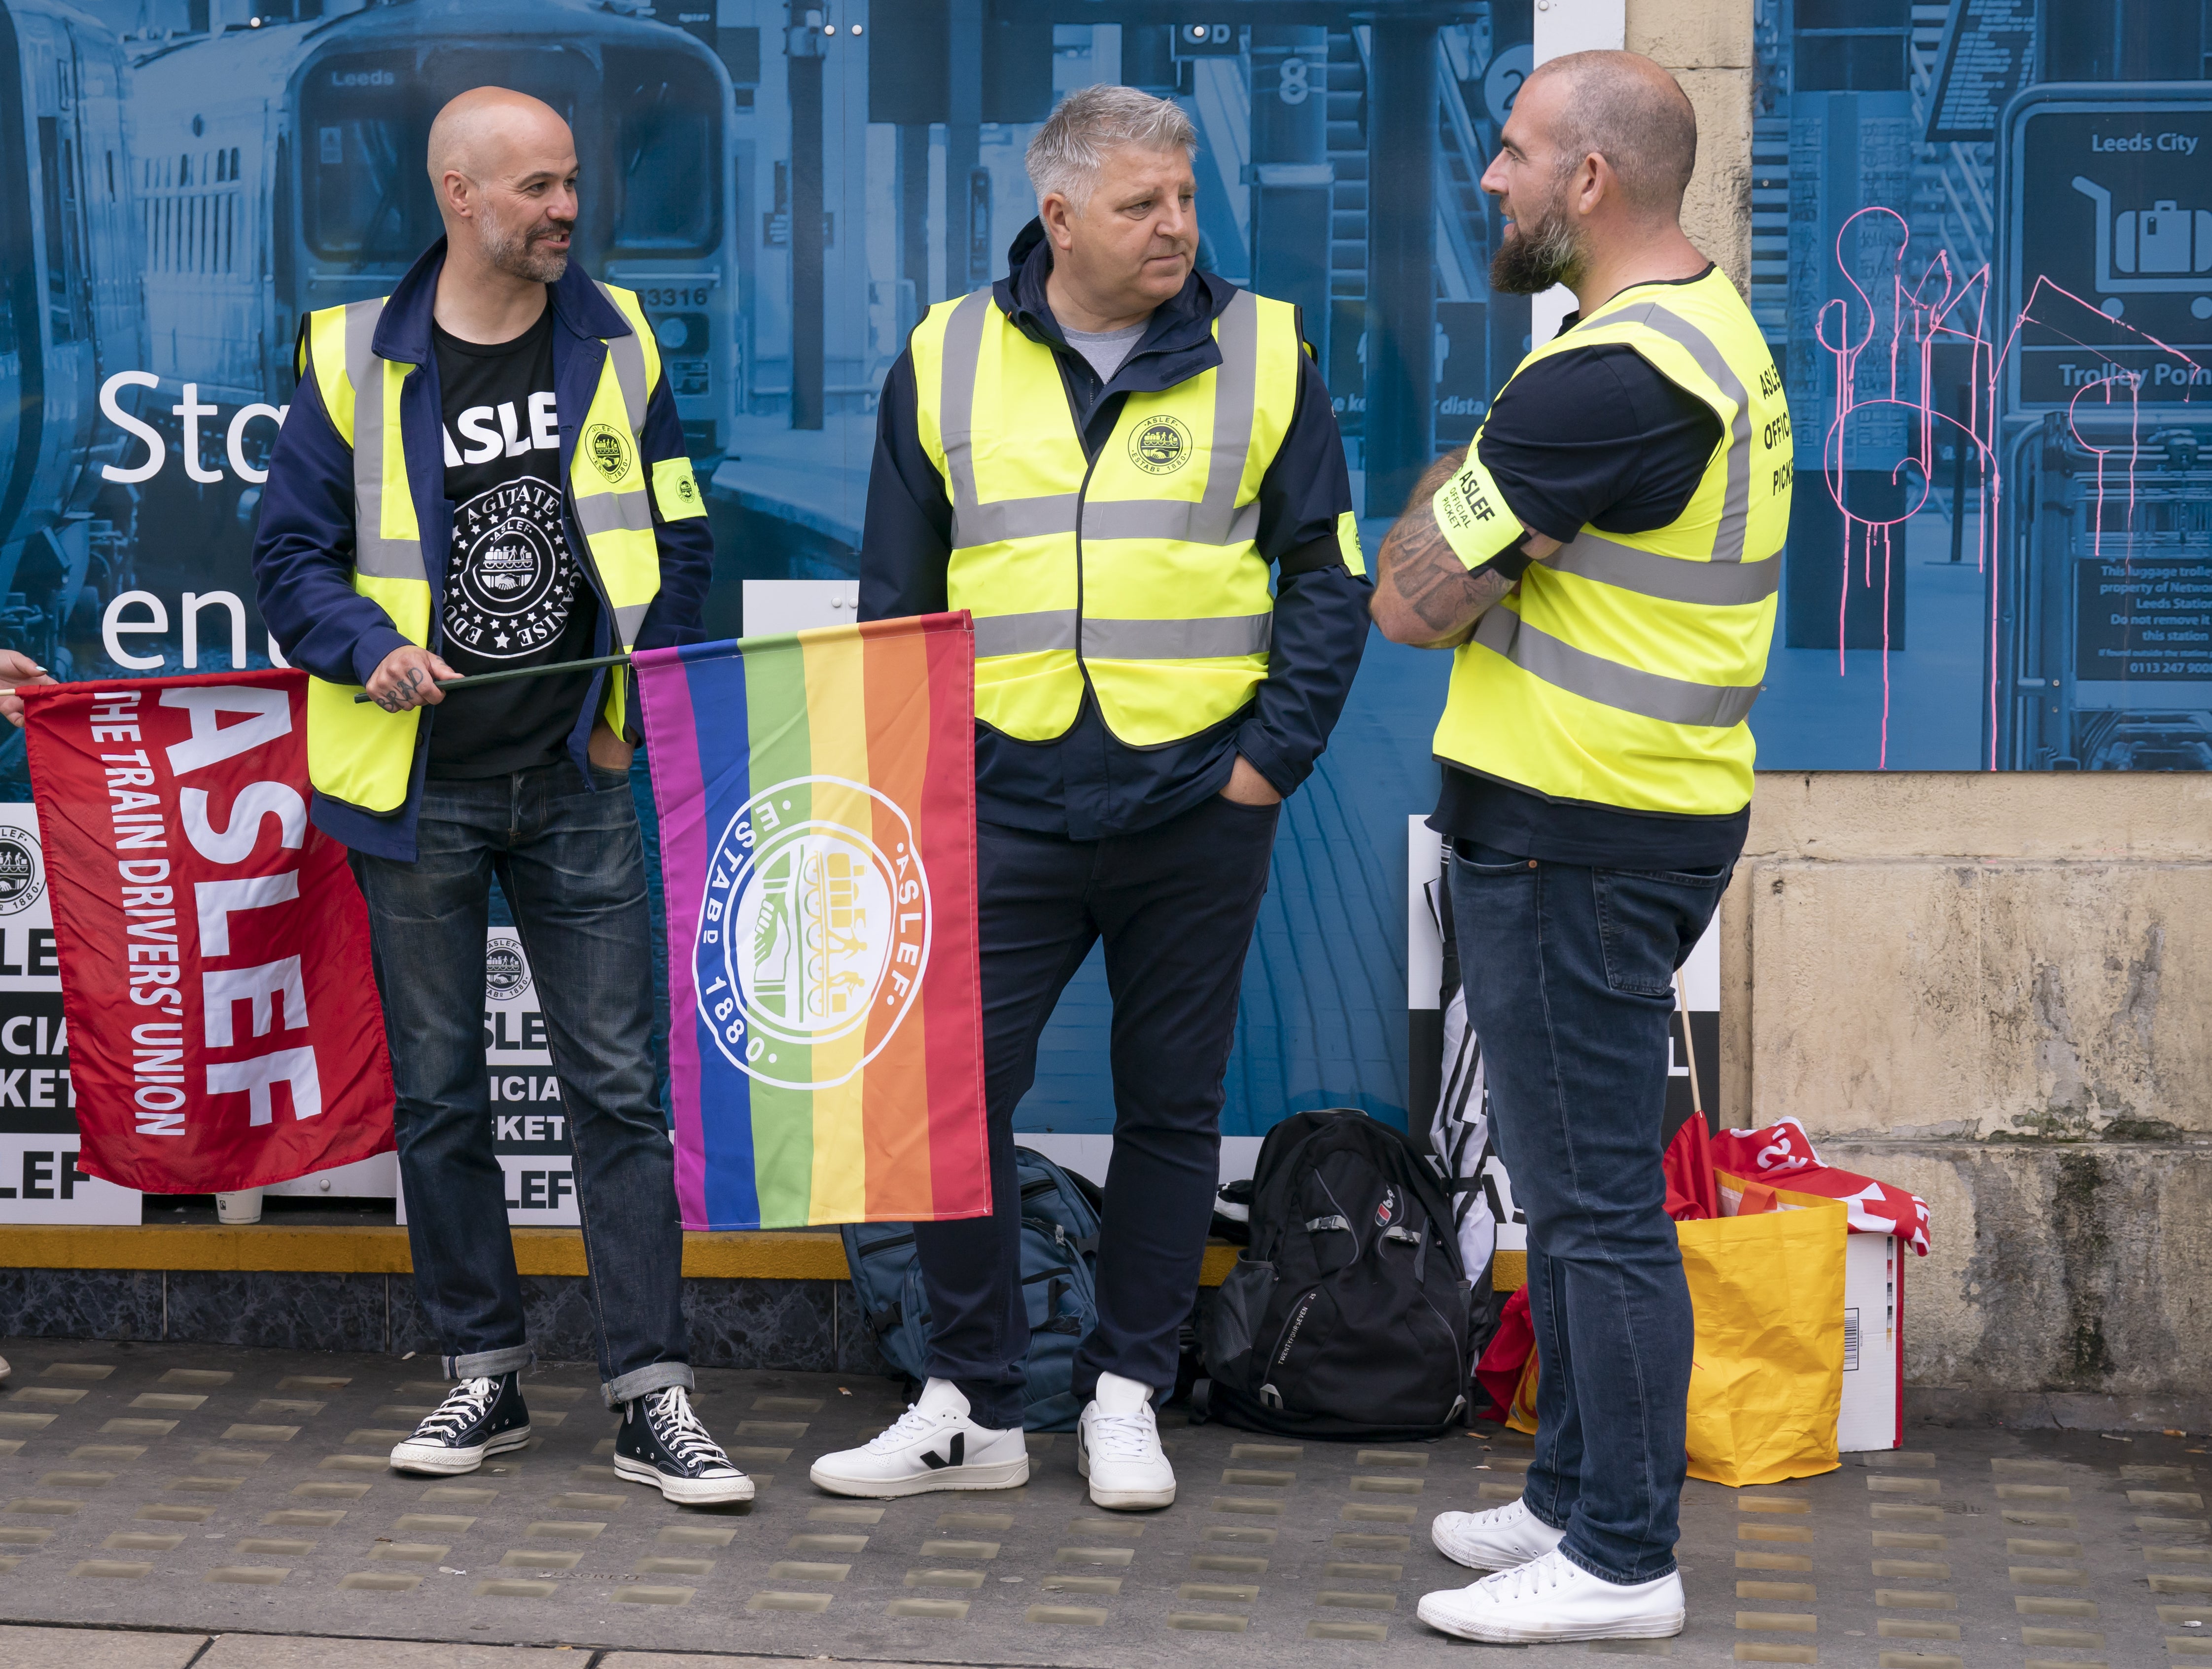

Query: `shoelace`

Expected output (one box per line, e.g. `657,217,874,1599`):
1478,1549,1572,1602
862,1402,945,1454
414,1376,500,1443
646,1387,735,1473
1084,1403,1160,1461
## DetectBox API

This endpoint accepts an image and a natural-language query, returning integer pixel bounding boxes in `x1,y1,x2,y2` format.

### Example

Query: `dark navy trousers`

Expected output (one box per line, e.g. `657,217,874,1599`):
913,794,1282,1429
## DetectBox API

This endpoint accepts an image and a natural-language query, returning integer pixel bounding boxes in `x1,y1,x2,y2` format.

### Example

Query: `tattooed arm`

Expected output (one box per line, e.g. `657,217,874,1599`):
1370,447,1562,647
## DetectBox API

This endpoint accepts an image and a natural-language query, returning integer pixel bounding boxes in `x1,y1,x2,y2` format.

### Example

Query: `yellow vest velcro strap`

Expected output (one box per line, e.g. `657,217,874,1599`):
955,493,1082,545
1611,302,1754,560
1433,451,1521,569
975,610,1080,656
651,455,705,521
1474,605,1761,729
1083,614,1272,659
575,490,654,537
1083,497,1264,545
1549,531,1781,605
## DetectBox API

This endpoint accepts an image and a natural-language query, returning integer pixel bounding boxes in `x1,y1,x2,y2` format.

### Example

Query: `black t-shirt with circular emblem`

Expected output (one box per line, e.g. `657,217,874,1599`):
426,298,601,780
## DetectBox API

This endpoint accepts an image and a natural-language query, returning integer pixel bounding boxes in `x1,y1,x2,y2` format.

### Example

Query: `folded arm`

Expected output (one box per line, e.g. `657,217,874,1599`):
1371,446,1560,648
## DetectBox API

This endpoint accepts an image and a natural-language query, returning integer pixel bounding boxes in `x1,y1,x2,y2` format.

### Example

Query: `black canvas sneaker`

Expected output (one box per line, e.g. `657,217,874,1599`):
614,1385,754,1504
388,1373,531,1476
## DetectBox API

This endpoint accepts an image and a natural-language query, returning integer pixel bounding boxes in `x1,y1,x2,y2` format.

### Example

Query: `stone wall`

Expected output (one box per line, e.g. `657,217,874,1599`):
1719,775,2212,1427
1627,0,1753,290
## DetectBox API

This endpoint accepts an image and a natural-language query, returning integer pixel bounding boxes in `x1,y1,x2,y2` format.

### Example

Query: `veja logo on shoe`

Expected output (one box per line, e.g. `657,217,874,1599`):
694,776,932,1089
918,1433,965,1470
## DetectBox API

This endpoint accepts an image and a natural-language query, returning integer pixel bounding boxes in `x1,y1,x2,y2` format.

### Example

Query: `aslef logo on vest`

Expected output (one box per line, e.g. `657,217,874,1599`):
693,778,931,1090
586,423,634,484
1128,415,1193,475
0,827,42,917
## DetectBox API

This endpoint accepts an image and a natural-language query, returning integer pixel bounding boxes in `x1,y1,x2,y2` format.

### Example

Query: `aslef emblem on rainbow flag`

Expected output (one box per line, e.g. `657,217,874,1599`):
697,776,929,1090
637,612,987,1231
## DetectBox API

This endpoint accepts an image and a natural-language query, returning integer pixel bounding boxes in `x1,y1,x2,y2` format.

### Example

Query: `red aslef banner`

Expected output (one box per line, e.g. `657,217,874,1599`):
21,670,395,1192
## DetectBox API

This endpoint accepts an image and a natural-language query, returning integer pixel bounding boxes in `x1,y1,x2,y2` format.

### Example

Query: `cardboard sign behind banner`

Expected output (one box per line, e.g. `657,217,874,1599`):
0,805,141,1224
22,674,396,1193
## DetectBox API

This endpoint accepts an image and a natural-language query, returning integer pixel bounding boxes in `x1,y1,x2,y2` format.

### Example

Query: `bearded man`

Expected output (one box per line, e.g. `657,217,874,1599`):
1371,51,1791,1645
251,88,744,1501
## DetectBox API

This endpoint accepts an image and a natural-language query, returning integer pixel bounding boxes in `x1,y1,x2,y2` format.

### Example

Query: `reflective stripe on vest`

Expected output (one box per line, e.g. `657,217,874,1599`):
300,283,673,814
1433,268,1789,816
920,285,1296,745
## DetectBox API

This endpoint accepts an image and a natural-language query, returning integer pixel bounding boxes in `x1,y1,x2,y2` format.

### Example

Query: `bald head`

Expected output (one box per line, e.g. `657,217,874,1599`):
427,87,571,190
427,86,578,289
1522,51,1697,216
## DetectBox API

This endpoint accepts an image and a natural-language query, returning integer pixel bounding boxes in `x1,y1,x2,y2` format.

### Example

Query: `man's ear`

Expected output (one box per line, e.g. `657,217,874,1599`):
1039,192,1078,249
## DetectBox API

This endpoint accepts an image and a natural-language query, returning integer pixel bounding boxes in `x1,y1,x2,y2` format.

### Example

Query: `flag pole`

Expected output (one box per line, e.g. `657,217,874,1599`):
350,651,632,704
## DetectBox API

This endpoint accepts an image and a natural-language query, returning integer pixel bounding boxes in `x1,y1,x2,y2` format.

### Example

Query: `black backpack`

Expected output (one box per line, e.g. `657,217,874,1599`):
1196,1108,1480,1441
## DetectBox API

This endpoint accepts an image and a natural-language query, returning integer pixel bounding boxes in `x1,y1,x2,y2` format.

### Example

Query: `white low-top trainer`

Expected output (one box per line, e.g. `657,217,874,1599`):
1430,1496,1567,1570
808,1378,1028,1498
1417,1548,1686,1644
1076,1371,1176,1510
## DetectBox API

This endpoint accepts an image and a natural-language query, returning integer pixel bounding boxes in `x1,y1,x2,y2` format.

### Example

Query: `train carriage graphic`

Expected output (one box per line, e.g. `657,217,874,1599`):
0,0,143,668
127,0,739,452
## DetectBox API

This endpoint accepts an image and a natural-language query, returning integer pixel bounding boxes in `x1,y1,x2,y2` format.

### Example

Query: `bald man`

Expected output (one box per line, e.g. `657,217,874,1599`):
1374,53,1791,1643
252,89,739,1501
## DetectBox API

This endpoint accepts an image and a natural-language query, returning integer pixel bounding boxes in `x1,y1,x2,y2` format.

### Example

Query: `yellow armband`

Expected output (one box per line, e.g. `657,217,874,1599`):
1432,451,1521,569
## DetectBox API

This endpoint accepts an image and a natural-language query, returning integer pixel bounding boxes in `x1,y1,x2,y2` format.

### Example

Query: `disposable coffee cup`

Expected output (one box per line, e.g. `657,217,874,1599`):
214,1189,264,1225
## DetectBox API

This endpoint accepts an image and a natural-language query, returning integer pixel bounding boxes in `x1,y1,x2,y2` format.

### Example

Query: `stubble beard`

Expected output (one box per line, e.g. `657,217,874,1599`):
1489,186,1583,296
484,213,571,284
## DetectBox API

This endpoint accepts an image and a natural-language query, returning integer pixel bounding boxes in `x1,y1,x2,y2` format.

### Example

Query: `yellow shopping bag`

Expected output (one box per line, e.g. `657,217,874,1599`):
1678,1200,1848,1487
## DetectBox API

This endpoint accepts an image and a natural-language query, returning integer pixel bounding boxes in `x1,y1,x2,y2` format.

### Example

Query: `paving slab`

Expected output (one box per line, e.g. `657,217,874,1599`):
0,1336,2204,1668
0,1624,208,1667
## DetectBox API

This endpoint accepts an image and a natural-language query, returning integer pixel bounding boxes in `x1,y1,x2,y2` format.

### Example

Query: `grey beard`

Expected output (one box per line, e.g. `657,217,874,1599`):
485,219,571,284
1489,214,1582,296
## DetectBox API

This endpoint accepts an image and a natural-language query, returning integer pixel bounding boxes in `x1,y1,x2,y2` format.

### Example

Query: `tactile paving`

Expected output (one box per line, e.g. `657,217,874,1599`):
0,1337,2204,1666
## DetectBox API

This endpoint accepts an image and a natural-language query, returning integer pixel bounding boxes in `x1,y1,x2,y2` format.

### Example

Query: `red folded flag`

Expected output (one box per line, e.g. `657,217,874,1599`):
22,672,395,1193
1709,1116,1931,1254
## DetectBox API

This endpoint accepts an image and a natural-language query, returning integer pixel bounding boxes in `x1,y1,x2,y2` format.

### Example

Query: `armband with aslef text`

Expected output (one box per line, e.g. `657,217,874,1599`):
1431,451,1526,571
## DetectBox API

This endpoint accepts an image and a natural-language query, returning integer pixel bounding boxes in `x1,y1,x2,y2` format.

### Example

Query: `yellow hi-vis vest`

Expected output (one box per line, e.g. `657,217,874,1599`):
910,285,1304,745
297,282,695,813
1433,267,1790,817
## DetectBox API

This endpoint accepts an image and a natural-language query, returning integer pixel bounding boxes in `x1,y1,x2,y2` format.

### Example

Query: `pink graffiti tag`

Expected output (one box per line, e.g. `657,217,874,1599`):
1812,207,2205,768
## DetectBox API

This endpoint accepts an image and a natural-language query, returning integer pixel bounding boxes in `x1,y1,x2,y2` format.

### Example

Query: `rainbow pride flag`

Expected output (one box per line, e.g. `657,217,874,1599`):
633,613,989,1230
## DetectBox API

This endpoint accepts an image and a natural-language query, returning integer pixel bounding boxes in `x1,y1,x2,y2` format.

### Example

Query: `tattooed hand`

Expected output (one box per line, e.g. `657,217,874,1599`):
1370,448,1559,647
367,645,460,713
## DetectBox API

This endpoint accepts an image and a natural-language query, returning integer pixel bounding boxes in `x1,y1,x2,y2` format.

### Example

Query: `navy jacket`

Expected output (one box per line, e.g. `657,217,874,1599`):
251,239,714,860
861,220,1370,840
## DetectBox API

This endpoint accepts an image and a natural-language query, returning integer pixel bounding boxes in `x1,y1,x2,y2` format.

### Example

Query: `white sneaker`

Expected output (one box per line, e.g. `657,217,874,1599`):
1076,1371,1175,1510
1417,1548,1686,1643
808,1378,1028,1498
1430,1496,1566,1570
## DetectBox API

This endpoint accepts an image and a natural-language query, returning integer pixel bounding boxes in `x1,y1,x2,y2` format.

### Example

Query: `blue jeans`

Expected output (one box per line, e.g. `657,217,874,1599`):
353,761,691,1408
1447,841,1733,1585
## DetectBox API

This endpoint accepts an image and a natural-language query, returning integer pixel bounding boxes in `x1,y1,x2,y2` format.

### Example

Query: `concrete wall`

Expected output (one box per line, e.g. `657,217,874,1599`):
1719,776,2212,1428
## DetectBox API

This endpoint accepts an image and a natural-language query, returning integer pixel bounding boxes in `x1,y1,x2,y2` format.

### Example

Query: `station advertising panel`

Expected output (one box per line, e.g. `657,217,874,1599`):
1753,2,2212,774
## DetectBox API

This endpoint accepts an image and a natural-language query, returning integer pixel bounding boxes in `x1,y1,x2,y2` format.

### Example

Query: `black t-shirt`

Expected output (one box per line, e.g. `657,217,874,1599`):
426,299,600,780
1432,275,1747,871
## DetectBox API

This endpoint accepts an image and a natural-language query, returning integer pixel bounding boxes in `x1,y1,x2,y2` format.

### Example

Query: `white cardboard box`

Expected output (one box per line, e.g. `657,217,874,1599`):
1838,1230,1905,1453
